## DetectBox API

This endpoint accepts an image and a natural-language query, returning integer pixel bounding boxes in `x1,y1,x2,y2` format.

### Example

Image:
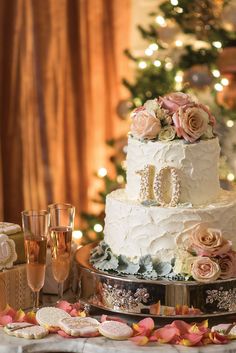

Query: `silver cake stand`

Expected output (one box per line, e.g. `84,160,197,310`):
76,243,236,318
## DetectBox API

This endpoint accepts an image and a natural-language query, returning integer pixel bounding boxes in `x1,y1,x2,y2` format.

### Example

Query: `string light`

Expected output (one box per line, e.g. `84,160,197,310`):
97,167,107,177
165,62,173,70
117,175,124,184
170,0,178,5
155,15,166,27
175,40,183,47
221,78,229,86
227,173,235,182
214,83,223,91
145,48,153,56
94,224,103,233
72,230,83,240
139,61,147,69
212,41,222,49
226,120,234,128
149,43,159,51
175,7,183,13
154,60,161,67
212,69,220,78
175,73,183,83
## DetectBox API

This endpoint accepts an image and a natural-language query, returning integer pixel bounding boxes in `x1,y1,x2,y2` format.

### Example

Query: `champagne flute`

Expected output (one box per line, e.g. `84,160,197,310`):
22,210,49,311
48,203,75,301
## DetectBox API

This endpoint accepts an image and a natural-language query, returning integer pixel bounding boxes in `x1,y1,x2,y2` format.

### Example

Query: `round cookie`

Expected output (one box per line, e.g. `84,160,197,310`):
98,321,133,340
4,323,48,339
36,307,70,329
59,317,100,337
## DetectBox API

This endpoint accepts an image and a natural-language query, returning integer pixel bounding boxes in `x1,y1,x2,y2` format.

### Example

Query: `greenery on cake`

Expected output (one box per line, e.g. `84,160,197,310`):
130,92,216,143
90,225,236,283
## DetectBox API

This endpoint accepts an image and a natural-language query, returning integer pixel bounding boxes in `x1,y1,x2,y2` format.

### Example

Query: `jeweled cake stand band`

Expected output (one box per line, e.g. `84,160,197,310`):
76,243,236,318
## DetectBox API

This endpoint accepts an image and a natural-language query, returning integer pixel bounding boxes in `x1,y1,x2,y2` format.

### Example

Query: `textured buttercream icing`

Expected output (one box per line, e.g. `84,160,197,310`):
104,189,236,260
126,137,221,205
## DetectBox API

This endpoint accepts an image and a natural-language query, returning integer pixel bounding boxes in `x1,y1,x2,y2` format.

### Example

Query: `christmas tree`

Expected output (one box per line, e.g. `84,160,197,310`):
79,0,236,243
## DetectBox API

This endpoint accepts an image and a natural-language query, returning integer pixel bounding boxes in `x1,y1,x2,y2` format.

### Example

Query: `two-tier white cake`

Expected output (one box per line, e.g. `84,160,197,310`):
91,92,236,282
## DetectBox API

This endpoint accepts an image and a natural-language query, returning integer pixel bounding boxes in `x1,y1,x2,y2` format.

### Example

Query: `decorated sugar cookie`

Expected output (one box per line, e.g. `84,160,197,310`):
211,323,236,337
0,234,17,270
59,317,100,337
98,320,133,340
4,322,48,339
36,307,70,329
0,222,21,235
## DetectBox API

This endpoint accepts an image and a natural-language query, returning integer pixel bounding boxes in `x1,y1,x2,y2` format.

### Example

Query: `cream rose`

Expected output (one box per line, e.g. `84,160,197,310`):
130,108,161,140
174,251,196,275
218,251,236,279
159,92,193,113
172,104,209,143
191,257,221,283
158,126,176,141
189,225,232,257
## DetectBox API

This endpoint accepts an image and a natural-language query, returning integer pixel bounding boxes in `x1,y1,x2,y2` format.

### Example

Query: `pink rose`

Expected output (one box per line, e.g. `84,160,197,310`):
218,251,236,279
172,104,209,143
191,257,221,283
130,108,161,140
159,92,193,114
198,103,216,126
189,225,232,257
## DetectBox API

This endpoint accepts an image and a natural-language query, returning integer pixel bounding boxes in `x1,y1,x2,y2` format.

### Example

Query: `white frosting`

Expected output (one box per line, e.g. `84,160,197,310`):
126,137,221,205
104,189,236,260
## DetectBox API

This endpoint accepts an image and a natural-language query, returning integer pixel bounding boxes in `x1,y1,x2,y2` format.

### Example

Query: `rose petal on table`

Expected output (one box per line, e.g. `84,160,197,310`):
179,333,203,346
56,301,72,313
100,315,127,324
24,311,37,324
154,326,179,343
2,304,16,318
133,317,154,337
170,320,191,335
130,335,149,345
15,309,26,322
0,315,13,326
209,332,229,344
57,330,76,338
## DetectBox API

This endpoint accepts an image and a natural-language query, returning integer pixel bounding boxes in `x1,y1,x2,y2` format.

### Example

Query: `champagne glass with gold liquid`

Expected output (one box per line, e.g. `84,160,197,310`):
22,210,49,311
48,203,75,301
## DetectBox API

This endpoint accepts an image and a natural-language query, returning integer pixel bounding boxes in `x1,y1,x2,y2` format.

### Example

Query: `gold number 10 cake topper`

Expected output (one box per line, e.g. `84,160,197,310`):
136,165,180,207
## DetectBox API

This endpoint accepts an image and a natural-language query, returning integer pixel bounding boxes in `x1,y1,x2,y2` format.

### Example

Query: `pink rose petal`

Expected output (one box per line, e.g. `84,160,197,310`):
0,315,13,326
154,326,178,343
130,335,149,345
100,314,127,324
56,300,72,313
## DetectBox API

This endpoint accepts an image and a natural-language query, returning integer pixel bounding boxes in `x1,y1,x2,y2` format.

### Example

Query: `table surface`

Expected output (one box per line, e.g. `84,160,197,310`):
2,327,236,353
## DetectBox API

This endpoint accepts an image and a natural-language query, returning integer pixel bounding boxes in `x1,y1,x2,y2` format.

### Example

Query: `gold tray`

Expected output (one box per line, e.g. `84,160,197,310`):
76,243,236,318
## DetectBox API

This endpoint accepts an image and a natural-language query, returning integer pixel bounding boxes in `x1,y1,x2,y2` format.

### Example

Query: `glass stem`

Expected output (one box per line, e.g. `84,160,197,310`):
58,282,64,302
32,291,40,312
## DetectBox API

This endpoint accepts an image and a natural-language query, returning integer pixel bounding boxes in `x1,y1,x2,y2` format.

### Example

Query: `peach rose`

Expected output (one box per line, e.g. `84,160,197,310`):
159,92,193,114
130,108,161,140
189,225,232,257
218,251,236,279
172,104,209,143
191,257,221,283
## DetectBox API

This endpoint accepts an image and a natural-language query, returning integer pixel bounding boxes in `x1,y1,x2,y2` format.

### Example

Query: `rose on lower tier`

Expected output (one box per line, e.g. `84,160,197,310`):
189,225,232,257
191,257,221,282
218,251,236,279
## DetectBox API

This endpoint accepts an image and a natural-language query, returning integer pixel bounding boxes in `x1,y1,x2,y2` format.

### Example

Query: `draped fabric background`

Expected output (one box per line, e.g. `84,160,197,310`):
0,0,131,225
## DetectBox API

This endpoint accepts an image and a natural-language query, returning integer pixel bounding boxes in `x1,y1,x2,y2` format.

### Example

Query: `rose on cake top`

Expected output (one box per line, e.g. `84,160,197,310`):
130,92,216,143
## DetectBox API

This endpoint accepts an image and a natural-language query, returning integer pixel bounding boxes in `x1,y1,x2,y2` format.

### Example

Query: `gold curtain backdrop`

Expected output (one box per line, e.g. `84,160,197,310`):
0,0,131,225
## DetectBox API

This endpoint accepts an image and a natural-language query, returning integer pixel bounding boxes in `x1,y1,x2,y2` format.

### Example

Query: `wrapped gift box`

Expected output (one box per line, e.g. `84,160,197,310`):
0,265,33,310
0,222,25,265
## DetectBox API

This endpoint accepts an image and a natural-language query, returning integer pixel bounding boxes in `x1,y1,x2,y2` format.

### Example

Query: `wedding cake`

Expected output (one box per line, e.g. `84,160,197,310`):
91,92,236,283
